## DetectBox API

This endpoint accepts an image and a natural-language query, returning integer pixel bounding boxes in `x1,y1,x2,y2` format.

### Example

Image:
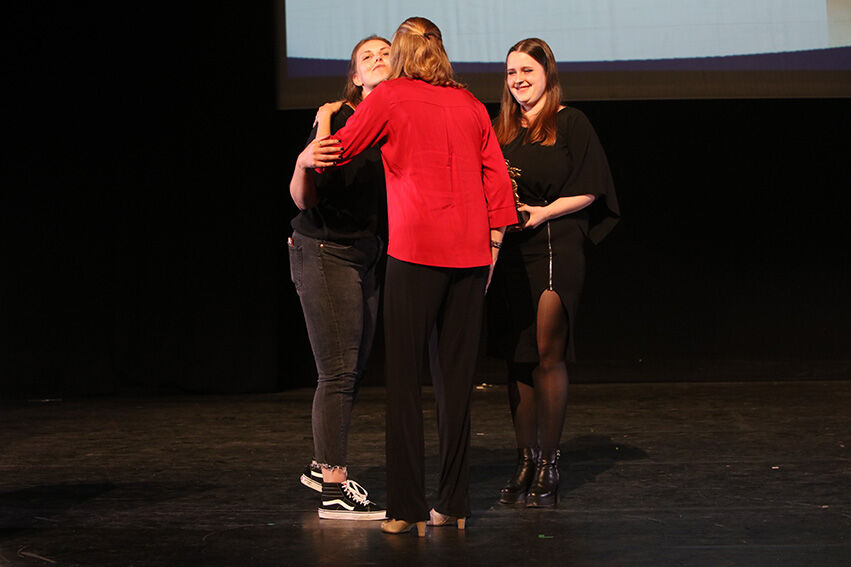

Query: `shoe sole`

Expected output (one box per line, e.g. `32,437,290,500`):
300,473,322,493
526,496,558,508
317,509,387,521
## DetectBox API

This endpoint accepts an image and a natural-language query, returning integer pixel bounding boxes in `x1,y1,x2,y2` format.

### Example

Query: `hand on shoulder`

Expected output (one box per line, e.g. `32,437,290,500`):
313,100,345,126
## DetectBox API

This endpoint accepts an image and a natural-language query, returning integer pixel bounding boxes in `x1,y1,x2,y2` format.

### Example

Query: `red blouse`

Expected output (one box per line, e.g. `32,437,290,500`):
324,78,517,268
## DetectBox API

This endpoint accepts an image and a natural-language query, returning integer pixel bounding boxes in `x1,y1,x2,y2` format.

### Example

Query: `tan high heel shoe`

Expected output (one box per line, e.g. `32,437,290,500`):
426,509,466,530
381,519,426,537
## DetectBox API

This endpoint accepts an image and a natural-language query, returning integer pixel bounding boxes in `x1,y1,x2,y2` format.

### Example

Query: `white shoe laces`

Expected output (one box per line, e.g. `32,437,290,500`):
342,480,371,505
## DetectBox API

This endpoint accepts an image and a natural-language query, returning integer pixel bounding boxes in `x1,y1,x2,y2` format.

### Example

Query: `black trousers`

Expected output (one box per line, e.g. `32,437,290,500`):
383,256,488,522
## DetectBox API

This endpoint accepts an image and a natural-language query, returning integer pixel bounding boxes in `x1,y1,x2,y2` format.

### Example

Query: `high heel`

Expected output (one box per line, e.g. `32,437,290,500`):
426,509,466,530
526,449,560,508
381,519,426,537
499,447,539,505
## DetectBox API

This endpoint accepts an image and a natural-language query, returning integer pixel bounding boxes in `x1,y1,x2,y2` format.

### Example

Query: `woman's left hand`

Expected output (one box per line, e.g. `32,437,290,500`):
519,204,549,230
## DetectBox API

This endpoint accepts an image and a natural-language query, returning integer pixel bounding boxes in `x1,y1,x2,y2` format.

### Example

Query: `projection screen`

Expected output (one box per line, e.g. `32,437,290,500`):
275,0,851,109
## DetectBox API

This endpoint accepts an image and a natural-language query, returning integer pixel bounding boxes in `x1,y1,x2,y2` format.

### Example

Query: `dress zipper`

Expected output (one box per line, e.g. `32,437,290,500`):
546,221,553,291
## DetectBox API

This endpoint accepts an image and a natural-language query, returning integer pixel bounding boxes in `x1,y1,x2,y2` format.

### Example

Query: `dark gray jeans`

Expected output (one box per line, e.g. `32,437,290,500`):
288,231,382,469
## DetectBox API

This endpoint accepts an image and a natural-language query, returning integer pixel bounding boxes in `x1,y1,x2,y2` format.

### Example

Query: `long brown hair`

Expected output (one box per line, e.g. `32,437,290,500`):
494,38,562,146
388,17,463,88
343,35,391,107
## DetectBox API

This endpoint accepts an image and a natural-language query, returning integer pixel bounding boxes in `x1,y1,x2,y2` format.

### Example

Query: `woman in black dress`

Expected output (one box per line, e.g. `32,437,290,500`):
490,38,620,507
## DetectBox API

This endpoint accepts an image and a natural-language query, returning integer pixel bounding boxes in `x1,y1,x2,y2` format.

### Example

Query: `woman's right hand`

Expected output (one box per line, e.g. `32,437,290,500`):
295,138,343,170
313,100,345,127
518,204,549,230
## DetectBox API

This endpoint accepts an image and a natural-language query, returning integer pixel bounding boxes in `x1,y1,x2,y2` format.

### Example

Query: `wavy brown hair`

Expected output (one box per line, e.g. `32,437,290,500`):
388,17,463,88
343,35,391,107
494,38,562,146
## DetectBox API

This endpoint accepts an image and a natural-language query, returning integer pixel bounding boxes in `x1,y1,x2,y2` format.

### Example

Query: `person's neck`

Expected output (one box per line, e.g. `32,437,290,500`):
520,100,546,127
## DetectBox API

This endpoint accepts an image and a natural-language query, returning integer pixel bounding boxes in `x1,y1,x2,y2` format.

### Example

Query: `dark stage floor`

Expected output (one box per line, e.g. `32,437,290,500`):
1,380,849,566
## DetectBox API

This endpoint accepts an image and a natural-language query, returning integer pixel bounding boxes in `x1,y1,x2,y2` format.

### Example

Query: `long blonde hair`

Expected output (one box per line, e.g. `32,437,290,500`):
495,38,562,146
343,35,391,107
388,17,463,88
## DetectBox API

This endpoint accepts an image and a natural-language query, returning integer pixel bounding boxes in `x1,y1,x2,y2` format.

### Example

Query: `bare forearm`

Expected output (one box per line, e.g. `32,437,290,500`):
542,195,595,222
521,194,595,229
315,107,335,140
289,165,317,210
486,226,506,293
490,227,506,265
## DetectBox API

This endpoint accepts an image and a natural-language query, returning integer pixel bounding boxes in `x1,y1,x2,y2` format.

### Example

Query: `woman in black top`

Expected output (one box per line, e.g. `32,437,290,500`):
490,38,620,507
287,35,391,521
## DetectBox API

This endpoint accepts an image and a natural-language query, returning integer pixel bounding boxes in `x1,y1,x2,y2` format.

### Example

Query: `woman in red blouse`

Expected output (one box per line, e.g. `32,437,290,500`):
316,17,517,536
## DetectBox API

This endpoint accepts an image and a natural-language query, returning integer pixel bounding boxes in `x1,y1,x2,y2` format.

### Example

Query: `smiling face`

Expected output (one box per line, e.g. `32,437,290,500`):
506,50,548,114
352,39,392,96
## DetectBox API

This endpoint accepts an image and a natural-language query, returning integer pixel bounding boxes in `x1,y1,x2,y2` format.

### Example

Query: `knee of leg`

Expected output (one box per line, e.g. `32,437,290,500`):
536,344,566,371
316,371,358,390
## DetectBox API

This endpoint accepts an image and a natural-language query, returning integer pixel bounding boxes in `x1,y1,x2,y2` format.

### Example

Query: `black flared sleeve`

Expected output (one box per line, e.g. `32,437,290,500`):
559,108,620,244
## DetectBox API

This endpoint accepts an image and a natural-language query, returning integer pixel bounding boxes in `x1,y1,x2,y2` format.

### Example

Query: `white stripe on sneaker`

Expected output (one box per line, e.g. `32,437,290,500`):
322,498,355,511
300,474,322,492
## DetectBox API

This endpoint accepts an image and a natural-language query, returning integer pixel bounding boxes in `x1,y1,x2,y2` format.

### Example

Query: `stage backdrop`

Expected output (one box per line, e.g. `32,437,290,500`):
2,4,849,398
277,0,851,107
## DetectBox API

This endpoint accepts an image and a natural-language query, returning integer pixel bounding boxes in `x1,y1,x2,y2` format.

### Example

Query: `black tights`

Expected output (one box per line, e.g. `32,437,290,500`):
507,290,569,454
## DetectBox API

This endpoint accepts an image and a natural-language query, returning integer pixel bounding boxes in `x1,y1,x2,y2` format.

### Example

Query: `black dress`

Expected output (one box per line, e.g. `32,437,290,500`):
490,106,619,364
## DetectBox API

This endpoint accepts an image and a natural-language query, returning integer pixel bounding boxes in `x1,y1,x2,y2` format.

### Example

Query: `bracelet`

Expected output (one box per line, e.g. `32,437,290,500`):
490,240,502,249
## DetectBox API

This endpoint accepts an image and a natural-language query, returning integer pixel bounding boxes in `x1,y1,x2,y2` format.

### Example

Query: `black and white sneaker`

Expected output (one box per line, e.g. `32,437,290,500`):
318,480,386,520
300,462,323,493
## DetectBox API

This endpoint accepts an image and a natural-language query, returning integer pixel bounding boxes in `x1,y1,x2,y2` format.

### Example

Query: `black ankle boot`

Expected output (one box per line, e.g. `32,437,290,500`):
526,449,560,507
499,447,539,505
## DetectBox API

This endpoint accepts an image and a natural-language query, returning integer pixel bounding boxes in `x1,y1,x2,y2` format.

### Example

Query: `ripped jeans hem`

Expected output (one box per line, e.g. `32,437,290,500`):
314,460,348,473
